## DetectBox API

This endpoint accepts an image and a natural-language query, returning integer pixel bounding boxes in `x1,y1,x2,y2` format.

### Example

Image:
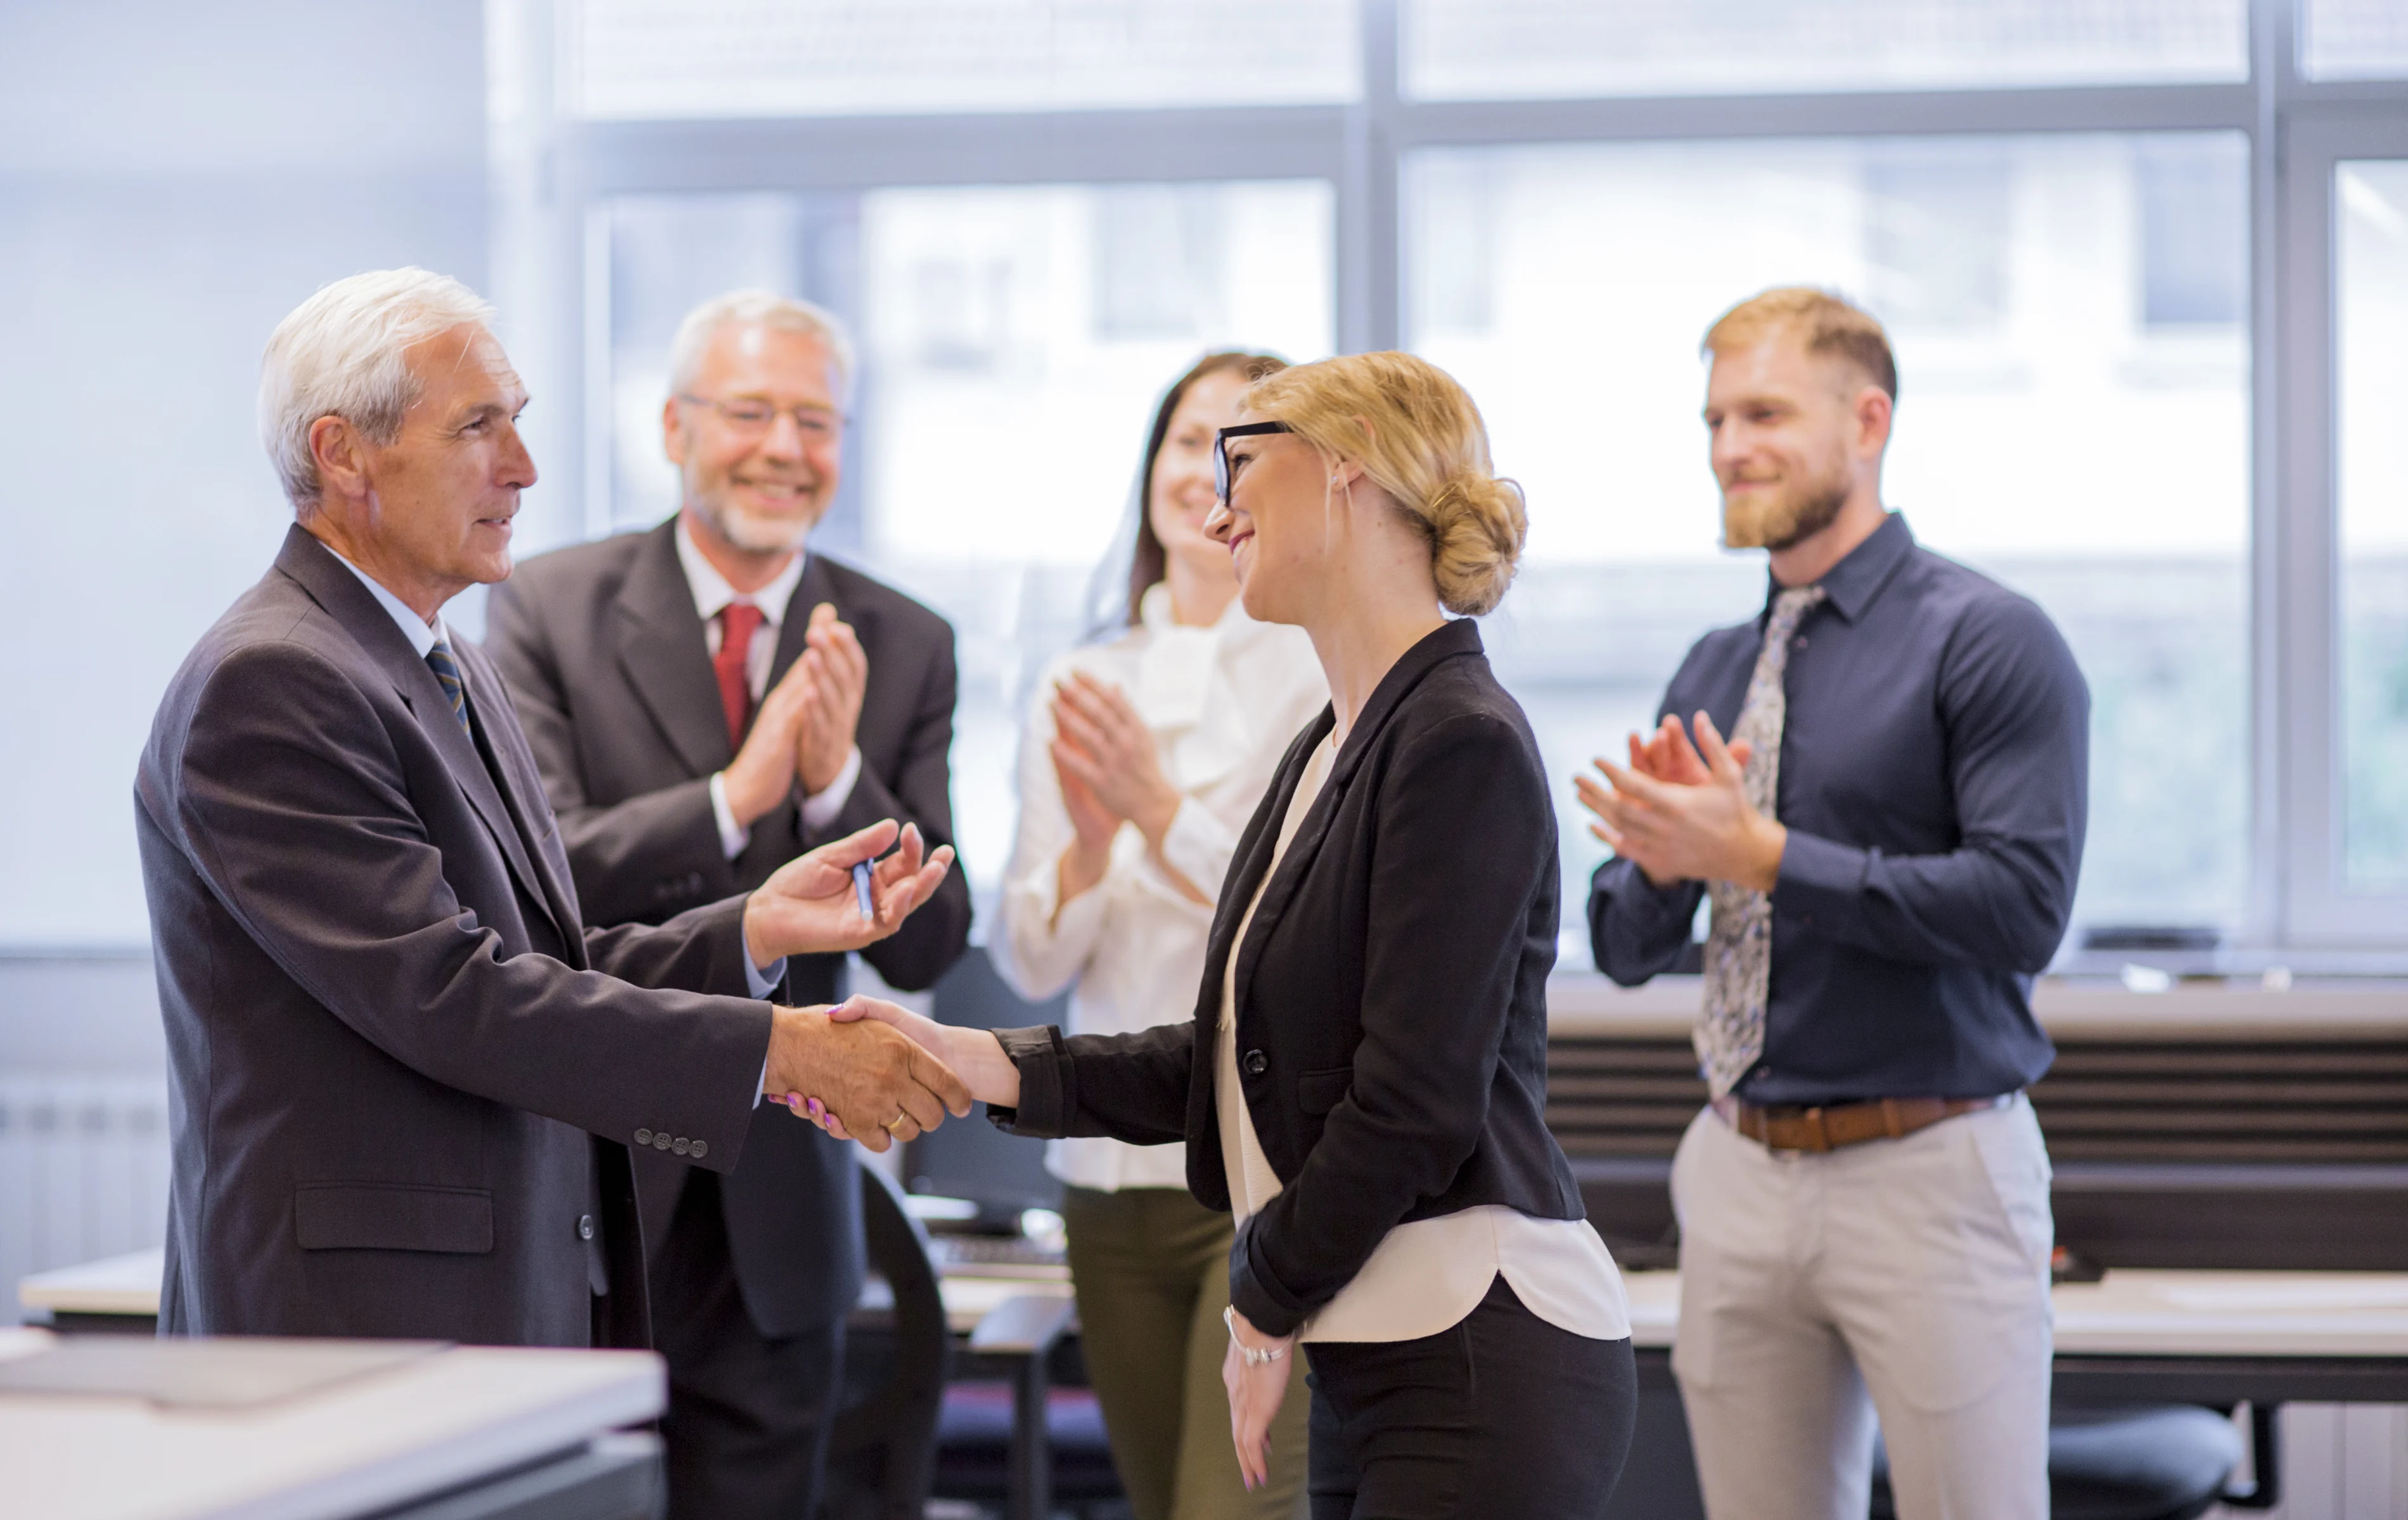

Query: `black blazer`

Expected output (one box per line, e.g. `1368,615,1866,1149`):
990,619,1581,1339
485,517,972,1334
136,527,772,1350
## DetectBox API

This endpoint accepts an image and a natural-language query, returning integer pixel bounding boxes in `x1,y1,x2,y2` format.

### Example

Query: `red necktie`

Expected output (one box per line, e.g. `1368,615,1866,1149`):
715,602,764,754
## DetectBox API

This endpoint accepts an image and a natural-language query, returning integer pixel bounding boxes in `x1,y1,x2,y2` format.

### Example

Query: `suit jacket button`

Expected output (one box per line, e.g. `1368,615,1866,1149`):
653,1133,672,1150
634,1128,653,1146
577,1214,594,1240
689,1139,708,1159
1243,1050,1268,1076
672,1137,691,1156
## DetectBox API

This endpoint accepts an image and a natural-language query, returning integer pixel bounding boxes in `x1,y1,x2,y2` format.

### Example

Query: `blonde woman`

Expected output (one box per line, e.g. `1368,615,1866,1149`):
994,353,1326,1520
833,352,1635,1517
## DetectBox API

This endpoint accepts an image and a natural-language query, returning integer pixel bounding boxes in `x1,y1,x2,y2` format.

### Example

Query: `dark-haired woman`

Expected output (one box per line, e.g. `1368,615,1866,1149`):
992,352,1326,1520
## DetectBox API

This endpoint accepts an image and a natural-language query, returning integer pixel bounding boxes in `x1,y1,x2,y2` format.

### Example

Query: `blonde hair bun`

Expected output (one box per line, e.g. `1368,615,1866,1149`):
1245,351,1528,617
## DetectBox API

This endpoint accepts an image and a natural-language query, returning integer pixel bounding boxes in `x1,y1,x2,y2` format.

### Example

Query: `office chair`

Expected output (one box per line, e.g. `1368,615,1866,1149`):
821,1164,950,1520
1869,1403,2248,1520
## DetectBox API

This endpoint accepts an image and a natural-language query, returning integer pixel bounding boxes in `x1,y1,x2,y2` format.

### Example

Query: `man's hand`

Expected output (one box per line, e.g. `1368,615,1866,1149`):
1222,1305,1295,1491
722,655,818,828
795,603,868,797
764,1004,971,1154
1575,712,1783,892
820,996,1021,1112
742,818,954,968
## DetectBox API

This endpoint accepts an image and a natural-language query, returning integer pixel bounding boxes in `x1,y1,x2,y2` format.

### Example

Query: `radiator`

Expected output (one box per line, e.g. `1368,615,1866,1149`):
0,1074,170,1324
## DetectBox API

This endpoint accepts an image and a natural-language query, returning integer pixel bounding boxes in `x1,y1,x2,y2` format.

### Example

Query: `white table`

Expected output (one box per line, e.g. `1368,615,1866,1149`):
0,1325,663,1520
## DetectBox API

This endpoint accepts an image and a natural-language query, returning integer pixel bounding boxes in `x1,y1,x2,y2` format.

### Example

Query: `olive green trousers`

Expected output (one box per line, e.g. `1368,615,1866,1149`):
1062,1185,1310,1520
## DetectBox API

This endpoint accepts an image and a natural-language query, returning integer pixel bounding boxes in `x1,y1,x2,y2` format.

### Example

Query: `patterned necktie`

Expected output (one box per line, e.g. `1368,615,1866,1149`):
714,603,764,754
425,640,472,737
1696,584,1827,1098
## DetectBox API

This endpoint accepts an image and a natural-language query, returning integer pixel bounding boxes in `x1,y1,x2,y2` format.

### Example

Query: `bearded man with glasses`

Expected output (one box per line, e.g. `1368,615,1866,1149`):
488,290,973,1520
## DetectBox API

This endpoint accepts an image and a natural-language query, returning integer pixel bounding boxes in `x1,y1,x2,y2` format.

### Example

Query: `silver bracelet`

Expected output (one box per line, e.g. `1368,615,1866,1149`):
1224,1304,1289,1365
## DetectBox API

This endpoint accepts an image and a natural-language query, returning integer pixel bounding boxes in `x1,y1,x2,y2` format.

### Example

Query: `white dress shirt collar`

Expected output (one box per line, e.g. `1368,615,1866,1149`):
324,543,451,659
675,514,807,632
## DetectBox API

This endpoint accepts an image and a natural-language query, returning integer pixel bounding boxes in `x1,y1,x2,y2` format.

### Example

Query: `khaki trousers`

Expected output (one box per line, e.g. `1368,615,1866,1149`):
1669,1096,2054,1520
1063,1185,1309,1520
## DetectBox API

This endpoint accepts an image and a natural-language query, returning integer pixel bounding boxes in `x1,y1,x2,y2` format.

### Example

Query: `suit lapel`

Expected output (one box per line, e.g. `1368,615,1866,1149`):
274,528,568,943
455,638,587,955
613,520,730,778
1226,619,1487,1024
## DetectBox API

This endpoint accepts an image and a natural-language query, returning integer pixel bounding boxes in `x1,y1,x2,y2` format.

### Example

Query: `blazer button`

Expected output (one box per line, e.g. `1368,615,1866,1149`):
1243,1049,1269,1076
672,1137,691,1156
634,1129,653,1146
577,1214,594,1241
653,1133,672,1150
689,1140,708,1159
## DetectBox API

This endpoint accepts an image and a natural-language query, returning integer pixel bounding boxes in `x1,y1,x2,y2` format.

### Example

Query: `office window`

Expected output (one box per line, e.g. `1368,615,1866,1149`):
2338,161,2408,889
601,181,1335,890
1406,133,2250,958
1402,0,2248,101
2136,135,2250,327
2303,0,2408,81
561,0,1359,119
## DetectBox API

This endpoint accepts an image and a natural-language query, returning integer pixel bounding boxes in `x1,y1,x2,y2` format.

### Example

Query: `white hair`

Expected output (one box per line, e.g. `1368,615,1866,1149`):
259,267,497,512
667,290,857,406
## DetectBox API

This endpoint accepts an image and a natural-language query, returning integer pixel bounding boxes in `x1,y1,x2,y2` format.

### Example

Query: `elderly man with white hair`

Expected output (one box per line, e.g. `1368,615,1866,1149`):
485,289,971,1520
135,268,971,1360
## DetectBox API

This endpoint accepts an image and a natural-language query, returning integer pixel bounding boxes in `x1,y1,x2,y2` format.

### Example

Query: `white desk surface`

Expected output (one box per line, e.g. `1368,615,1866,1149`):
0,1327,663,1520
32,1249,2408,1360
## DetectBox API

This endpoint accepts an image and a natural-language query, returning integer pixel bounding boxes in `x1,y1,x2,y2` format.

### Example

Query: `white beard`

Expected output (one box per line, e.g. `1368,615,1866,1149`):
694,495,814,555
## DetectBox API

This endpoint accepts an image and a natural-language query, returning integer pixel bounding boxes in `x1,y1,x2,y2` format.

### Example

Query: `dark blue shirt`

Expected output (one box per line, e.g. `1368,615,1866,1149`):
1588,513,2089,1104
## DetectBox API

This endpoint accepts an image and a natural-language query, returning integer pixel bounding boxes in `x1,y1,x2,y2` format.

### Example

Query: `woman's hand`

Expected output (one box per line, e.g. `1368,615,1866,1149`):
1050,748,1120,910
790,996,1022,1133
1050,673,1181,847
1221,1304,1297,1491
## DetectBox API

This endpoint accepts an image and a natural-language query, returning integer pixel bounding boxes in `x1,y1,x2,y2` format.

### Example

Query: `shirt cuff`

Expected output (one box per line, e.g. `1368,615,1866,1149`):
745,953,787,1000
800,746,862,830
708,772,750,860
1153,797,1234,902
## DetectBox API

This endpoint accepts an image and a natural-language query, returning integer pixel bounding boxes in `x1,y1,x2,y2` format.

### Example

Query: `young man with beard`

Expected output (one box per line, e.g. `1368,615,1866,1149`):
1578,288,2089,1520
486,292,971,1520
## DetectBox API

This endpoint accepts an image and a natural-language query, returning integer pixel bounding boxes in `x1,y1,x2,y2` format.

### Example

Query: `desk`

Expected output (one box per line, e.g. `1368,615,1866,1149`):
0,1325,663,1520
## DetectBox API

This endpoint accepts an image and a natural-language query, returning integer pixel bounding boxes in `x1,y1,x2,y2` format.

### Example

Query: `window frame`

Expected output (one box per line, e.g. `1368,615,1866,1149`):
491,0,2408,965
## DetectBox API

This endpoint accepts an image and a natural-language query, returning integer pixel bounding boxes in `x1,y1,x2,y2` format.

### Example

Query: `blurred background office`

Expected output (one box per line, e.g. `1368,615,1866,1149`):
4,0,2408,1511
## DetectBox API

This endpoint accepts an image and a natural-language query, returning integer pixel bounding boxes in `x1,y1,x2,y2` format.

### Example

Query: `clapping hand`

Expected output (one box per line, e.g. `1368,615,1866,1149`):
795,603,868,796
1049,672,1207,906
741,818,954,969
1573,712,1778,892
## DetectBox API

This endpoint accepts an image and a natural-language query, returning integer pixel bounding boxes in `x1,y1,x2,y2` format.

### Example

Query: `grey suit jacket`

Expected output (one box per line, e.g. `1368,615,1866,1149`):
136,525,774,1349
485,517,971,1335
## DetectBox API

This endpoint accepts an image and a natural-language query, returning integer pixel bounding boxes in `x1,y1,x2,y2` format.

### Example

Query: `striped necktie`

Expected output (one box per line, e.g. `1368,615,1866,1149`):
425,640,473,737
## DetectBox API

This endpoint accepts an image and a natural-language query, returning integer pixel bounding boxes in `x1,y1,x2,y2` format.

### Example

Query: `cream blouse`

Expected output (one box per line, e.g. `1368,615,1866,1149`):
1215,733,1632,1344
996,583,1328,1192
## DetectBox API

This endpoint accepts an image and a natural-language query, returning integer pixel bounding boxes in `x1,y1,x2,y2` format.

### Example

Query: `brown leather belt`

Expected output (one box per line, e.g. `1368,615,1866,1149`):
1712,1093,2008,1154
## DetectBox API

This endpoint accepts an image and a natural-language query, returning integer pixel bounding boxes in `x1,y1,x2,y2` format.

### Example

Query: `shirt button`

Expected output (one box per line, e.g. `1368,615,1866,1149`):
634,1128,653,1146
689,1140,708,1159
1243,1050,1269,1076
577,1214,594,1241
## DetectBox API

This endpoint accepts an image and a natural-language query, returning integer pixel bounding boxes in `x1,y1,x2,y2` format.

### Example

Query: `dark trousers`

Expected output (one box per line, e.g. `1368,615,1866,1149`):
651,1169,845,1520
1305,1277,1636,1520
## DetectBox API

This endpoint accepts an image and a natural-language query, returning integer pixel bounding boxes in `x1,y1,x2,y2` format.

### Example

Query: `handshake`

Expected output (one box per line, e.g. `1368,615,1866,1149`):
769,997,1022,1150
741,816,1014,1153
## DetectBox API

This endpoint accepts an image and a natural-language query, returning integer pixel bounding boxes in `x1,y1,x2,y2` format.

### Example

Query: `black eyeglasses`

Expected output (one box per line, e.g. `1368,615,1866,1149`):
1214,422,1292,502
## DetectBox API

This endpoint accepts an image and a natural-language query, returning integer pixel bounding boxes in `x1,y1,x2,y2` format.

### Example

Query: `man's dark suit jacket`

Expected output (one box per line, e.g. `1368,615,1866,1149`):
136,527,774,1349
485,517,971,1336
987,618,1582,1340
